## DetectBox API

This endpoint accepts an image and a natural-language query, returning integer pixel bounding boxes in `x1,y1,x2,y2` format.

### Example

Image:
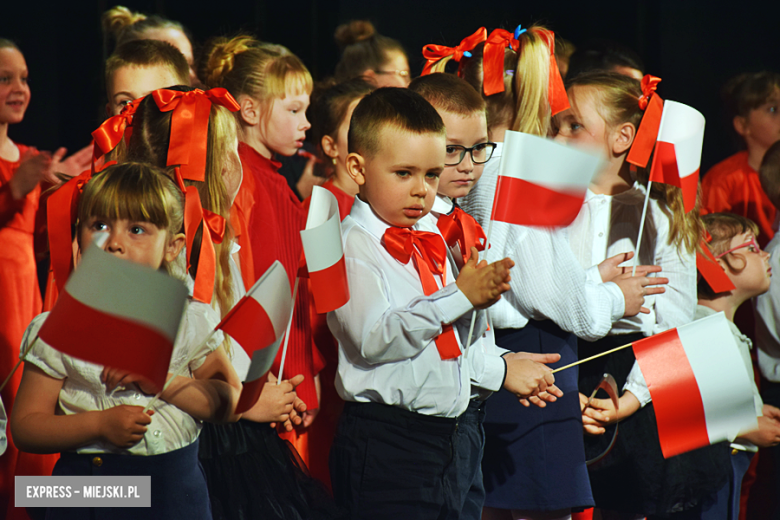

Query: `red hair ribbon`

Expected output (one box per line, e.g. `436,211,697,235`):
626,75,664,169
536,29,570,117
173,167,226,304
421,27,487,76
696,238,736,293
437,207,487,265
383,227,462,359
483,28,520,96
152,88,240,182
91,99,142,171
703,229,712,243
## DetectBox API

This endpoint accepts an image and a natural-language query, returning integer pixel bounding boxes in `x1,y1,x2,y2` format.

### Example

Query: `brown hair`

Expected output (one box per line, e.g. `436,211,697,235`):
698,213,760,298
723,71,780,121
105,39,190,91
0,39,19,51
460,26,557,137
759,140,780,209
408,73,486,119
348,87,445,157
565,70,703,254
333,20,406,83
102,6,189,51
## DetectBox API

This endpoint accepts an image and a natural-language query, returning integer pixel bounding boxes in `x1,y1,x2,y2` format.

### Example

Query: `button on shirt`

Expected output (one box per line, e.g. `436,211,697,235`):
459,141,625,341
327,196,480,418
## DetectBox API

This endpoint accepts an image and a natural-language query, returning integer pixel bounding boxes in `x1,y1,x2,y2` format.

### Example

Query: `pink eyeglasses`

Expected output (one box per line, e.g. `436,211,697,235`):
714,236,762,259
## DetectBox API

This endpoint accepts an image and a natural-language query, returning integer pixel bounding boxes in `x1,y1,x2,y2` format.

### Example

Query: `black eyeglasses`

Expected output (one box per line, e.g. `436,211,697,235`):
445,142,497,166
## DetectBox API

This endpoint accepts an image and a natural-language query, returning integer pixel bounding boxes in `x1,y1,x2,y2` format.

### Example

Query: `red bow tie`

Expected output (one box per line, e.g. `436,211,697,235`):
383,227,462,360
437,207,486,266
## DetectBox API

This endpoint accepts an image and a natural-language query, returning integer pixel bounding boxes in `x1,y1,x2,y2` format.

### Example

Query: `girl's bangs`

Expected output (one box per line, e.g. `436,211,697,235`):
80,171,171,229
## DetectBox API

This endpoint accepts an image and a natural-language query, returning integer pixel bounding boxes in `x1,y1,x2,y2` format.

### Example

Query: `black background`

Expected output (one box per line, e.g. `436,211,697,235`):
2,0,778,174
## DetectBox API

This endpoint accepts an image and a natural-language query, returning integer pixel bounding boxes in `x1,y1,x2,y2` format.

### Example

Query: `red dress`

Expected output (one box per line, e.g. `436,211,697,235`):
0,143,58,519
702,151,776,247
232,143,323,463
301,180,355,490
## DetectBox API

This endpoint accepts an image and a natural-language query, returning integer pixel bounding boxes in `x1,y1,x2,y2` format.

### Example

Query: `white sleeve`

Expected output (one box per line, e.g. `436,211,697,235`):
624,361,652,406
0,397,6,456
755,245,780,382
20,313,68,380
650,226,697,335
466,334,508,393
173,301,225,374
329,257,474,365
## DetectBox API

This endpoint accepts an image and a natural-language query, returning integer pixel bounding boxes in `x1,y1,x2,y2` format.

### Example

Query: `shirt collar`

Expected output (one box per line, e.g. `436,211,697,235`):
432,195,454,216
695,305,752,348
238,141,282,170
350,195,423,241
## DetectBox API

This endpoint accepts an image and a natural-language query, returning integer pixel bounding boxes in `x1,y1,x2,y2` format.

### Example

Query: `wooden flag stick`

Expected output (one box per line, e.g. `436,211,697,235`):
551,342,634,374
276,276,300,384
631,181,653,276
0,334,40,393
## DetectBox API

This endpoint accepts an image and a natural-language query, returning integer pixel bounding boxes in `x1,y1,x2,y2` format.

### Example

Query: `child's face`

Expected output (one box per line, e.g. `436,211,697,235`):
107,65,182,116
737,88,780,153
262,91,311,156
80,217,183,269
553,86,611,157
0,47,30,125
437,109,489,199
371,51,411,88
720,231,772,298
348,126,444,227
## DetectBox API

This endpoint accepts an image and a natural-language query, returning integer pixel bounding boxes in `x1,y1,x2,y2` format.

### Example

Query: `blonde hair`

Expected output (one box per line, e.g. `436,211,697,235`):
200,35,312,132
566,71,703,254
105,39,190,91
77,162,184,274
460,26,556,137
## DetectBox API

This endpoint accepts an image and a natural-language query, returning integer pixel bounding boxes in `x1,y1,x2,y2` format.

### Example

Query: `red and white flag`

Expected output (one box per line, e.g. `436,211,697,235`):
38,235,188,389
633,312,758,458
648,100,705,213
217,260,292,414
491,130,602,227
300,186,350,313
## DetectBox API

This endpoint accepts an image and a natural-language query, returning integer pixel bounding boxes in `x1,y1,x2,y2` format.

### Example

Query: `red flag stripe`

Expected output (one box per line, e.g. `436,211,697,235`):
632,329,710,458
38,290,173,388
309,255,350,314
218,295,277,353
680,168,699,213
492,176,585,227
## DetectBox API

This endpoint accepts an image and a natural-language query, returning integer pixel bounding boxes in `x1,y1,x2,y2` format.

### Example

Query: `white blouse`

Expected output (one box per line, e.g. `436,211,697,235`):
20,300,223,456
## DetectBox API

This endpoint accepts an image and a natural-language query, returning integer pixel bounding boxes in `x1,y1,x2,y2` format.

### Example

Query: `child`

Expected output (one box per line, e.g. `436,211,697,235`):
104,39,190,117
327,86,556,519
333,20,410,87
410,72,565,519
702,71,780,247
453,26,666,519
102,5,197,84
201,35,322,458
10,162,242,519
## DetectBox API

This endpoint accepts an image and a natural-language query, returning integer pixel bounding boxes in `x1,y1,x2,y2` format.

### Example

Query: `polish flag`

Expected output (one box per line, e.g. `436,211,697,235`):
300,186,350,313
696,241,736,293
491,130,602,227
217,260,292,414
38,235,189,389
632,312,758,458
648,101,706,213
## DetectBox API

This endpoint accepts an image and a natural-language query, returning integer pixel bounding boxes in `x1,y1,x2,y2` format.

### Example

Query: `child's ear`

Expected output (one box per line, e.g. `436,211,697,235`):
165,232,186,264
733,115,748,138
321,135,339,159
612,122,636,155
239,95,261,126
345,153,367,186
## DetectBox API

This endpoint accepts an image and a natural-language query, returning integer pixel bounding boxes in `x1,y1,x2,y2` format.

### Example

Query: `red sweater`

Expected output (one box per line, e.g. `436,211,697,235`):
233,142,321,407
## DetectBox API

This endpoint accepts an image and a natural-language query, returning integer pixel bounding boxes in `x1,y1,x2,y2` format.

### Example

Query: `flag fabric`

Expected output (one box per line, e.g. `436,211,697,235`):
300,186,350,313
491,130,602,227
648,101,706,213
696,241,736,293
632,312,757,458
37,236,188,389
217,260,292,413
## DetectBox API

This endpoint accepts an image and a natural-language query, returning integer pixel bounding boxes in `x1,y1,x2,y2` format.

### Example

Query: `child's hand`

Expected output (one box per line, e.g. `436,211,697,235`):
270,374,308,431
456,248,514,309
242,373,302,424
300,373,321,428
598,252,663,283
49,144,93,181
9,149,51,199
738,405,780,448
502,352,561,405
101,367,160,395
614,273,668,317
99,405,153,449
580,391,641,435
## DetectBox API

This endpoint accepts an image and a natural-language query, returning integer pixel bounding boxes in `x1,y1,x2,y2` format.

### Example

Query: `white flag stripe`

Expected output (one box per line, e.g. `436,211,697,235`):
677,313,758,443
66,241,188,342
246,260,293,339
500,131,602,192
245,335,284,382
301,186,344,272
658,101,706,178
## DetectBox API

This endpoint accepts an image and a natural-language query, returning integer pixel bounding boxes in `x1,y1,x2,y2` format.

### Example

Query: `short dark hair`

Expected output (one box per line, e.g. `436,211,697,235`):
348,87,445,157
310,77,374,146
105,39,190,88
567,39,645,80
723,71,780,121
408,73,486,118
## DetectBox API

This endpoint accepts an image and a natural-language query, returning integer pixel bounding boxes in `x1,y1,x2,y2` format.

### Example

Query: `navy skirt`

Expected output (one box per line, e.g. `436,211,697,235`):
46,439,210,520
482,320,593,511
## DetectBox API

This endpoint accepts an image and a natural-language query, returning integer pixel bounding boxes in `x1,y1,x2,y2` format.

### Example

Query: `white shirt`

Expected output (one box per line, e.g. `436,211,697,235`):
0,396,6,456
459,141,625,340
327,196,482,418
755,232,780,382
21,300,222,456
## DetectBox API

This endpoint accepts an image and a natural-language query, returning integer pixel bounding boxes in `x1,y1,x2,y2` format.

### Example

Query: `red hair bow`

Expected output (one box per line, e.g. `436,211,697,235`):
437,207,486,265
152,88,240,183
483,28,520,96
536,29,570,117
627,75,664,169
91,99,142,170
421,27,487,76
638,75,662,110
